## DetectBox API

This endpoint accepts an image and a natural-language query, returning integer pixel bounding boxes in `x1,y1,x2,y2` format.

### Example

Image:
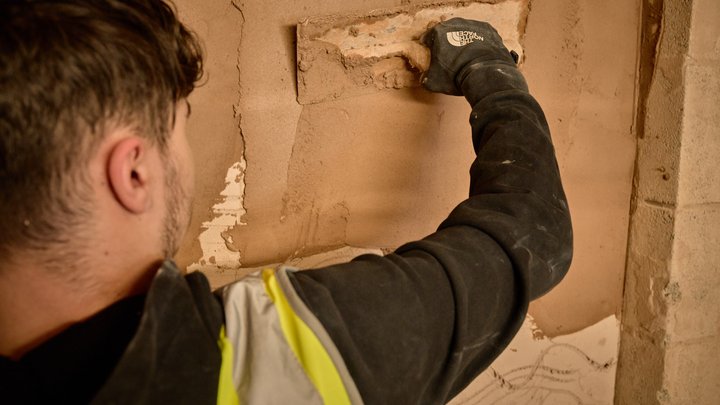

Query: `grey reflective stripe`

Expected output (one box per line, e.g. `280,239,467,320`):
276,266,364,405
218,273,323,404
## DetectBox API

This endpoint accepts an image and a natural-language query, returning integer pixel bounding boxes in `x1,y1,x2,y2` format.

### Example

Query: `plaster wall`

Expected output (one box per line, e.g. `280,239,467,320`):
175,0,640,341
171,0,641,402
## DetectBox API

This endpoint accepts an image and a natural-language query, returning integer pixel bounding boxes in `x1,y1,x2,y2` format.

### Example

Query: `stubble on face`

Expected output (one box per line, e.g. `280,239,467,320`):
161,153,191,259
161,100,194,260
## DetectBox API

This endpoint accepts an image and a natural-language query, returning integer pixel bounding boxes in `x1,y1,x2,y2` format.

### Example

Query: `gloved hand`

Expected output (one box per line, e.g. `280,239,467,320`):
421,18,517,95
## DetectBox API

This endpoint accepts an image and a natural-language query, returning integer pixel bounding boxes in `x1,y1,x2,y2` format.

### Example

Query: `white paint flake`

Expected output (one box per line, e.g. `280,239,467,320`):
188,159,247,273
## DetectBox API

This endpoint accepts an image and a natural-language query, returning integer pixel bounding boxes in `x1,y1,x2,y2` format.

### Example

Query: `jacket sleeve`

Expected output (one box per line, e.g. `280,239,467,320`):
286,59,573,404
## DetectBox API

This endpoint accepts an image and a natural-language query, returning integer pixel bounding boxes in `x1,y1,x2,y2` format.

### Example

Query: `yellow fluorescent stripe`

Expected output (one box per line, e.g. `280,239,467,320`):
262,269,352,405
217,326,240,405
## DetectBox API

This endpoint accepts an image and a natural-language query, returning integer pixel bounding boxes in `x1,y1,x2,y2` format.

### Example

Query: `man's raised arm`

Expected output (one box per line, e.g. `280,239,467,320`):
226,19,573,404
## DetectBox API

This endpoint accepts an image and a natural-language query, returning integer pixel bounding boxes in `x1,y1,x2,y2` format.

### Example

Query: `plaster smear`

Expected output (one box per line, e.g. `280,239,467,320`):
297,0,528,104
187,160,247,273
451,316,620,405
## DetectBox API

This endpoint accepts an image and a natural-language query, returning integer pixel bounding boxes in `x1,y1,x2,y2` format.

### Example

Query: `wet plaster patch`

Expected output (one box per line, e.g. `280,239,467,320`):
297,0,528,104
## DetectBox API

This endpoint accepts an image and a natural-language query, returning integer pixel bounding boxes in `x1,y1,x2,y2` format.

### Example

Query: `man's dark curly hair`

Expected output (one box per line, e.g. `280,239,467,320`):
0,0,203,263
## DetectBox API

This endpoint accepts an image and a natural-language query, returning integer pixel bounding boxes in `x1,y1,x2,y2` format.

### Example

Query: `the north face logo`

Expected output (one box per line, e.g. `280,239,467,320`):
446,31,485,47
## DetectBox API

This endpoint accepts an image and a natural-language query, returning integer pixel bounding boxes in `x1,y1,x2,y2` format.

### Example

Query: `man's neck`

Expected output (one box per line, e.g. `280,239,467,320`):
0,258,159,359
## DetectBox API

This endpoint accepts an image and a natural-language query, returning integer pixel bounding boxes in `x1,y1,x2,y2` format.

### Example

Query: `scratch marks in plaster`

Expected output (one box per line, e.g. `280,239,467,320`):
280,109,309,222
450,316,620,405
477,343,612,403
188,160,247,272
276,104,356,256
284,201,352,261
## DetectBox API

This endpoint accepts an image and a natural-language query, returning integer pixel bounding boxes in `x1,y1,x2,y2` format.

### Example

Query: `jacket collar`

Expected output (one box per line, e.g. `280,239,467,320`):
92,261,223,404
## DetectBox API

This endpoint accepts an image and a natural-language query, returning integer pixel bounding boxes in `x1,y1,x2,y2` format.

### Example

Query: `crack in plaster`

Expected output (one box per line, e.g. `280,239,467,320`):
231,0,246,23
203,0,249,270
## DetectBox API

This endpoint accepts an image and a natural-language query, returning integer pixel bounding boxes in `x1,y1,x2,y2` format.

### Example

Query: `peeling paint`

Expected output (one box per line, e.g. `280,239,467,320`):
188,160,247,272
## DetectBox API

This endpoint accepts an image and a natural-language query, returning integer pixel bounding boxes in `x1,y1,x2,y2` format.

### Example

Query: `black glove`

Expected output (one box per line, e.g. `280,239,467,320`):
421,18,517,96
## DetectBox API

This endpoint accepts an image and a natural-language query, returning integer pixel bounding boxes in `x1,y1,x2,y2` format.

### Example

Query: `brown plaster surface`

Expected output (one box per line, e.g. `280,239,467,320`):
176,0,640,337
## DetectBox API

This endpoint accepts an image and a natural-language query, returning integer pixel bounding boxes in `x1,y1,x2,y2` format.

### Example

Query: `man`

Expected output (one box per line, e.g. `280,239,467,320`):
0,0,572,404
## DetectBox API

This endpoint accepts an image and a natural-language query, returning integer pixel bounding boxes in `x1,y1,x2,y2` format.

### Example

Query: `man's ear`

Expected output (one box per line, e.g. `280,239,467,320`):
107,137,152,214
